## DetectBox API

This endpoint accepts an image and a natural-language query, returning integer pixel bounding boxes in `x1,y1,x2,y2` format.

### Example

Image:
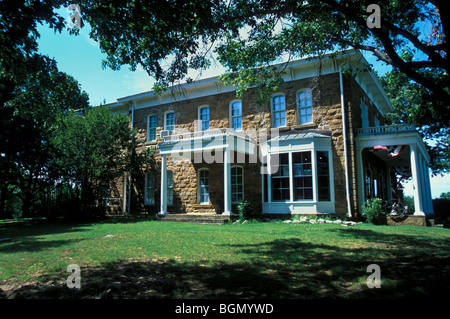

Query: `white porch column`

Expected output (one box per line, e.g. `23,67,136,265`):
421,156,433,214
223,148,233,216
356,148,365,211
159,154,168,215
410,144,424,216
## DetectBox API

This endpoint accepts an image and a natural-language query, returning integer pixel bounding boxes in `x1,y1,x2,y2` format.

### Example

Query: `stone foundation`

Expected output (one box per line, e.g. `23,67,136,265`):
386,214,427,227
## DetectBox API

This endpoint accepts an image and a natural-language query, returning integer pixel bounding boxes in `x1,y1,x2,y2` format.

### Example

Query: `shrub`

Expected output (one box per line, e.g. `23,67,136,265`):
361,198,386,225
237,199,258,221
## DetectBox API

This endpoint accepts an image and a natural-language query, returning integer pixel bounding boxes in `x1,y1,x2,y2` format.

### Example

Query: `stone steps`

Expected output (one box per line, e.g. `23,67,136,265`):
156,214,231,224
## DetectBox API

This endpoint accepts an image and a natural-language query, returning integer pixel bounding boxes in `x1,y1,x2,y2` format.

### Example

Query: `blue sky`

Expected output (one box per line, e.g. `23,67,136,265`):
36,12,449,198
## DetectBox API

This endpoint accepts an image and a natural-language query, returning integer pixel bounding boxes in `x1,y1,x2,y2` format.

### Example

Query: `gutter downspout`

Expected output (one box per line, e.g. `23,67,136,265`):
339,64,353,219
127,102,135,214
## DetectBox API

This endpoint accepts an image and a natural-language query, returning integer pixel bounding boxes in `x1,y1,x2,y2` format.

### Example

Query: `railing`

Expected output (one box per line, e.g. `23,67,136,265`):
356,125,416,136
162,128,251,142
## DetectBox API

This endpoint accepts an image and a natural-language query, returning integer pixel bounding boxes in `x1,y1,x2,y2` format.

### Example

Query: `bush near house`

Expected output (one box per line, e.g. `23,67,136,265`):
361,198,386,225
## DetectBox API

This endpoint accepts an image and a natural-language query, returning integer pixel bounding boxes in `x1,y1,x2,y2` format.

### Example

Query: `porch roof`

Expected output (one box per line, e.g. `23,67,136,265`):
355,125,430,163
158,128,256,156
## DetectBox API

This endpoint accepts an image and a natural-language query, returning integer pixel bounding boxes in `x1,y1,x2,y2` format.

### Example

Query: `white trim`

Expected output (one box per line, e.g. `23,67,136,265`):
339,65,353,219
262,142,335,215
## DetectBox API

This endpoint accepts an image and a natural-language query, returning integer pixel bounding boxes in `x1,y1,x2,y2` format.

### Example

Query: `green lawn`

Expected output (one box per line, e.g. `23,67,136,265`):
0,217,449,299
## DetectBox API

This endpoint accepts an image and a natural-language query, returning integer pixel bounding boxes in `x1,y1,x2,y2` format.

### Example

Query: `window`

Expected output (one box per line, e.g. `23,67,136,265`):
165,112,175,132
167,170,174,206
292,151,313,200
198,169,209,204
231,166,244,203
271,153,290,201
271,94,286,128
199,106,209,131
297,89,313,124
147,115,157,142
266,149,332,203
230,100,242,131
145,172,156,205
316,151,330,201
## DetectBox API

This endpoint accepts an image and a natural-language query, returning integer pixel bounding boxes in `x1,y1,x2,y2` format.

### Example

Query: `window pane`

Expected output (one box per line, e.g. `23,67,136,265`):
272,95,286,128
148,115,157,141
165,112,175,131
297,89,313,124
231,101,242,130
200,107,209,131
145,172,155,205
317,151,330,201
199,169,209,203
292,151,313,200
231,166,244,203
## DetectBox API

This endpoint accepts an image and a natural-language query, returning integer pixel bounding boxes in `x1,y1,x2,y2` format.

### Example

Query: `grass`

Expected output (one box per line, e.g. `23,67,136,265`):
0,216,449,299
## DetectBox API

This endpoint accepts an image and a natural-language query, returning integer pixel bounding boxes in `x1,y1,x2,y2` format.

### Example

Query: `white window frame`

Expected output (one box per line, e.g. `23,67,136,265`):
231,165,244,203
264,148,334,204
164,111,175,132
198,106,210,132
229,100,242,131
198,168,210,204
297,89,313,125
271,94,286,128
147,114,157,142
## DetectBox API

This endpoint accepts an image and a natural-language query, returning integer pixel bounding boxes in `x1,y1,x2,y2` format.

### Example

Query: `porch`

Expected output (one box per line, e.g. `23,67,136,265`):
355,125,433,216
157,128,257,216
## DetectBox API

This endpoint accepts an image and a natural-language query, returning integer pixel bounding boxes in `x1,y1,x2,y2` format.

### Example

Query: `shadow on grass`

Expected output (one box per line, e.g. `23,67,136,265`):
3,235,449,299
0,216,156,253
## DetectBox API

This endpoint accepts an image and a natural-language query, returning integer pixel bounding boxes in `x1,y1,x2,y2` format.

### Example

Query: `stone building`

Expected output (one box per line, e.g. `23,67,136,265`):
105,50,433,219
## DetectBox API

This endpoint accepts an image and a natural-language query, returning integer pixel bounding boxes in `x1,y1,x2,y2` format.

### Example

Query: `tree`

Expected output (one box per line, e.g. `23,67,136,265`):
440,192,450,200
73,0,449,174
0,0,83,218
74,1,447,103
380,67,449,174
0,55,89,219
52,106,134,217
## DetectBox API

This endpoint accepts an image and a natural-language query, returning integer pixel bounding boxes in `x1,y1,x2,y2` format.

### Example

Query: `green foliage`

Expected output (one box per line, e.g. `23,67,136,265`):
237,199,259,221
403,195,415,212
73,0,447,107
380,69,449,174
52,106,133,217
361,198,386,225
440,192,450,200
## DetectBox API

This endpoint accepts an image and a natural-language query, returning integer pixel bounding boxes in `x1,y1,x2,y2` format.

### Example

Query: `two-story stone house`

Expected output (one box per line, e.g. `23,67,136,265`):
106,50,433,220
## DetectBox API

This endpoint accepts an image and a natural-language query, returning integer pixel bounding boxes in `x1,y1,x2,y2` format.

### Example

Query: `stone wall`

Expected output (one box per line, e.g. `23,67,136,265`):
125,72,375,217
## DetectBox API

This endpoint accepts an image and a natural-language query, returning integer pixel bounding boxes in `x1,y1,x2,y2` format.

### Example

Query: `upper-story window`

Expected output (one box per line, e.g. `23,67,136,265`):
199,106,210,131
230,100,242,131
271,94,286,128
147,115,157,142
165,111,175,132
297,89,313,125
